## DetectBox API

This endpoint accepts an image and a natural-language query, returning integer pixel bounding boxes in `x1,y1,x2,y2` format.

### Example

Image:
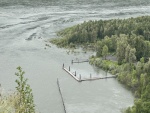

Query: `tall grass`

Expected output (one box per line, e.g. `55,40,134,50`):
0,92,19,113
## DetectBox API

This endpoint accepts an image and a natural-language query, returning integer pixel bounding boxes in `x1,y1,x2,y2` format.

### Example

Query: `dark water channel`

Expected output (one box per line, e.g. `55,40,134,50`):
0,0,150,113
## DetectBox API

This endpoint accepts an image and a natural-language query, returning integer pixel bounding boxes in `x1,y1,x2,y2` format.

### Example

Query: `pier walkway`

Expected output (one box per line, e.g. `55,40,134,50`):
62,64,117,82
71,59,89,64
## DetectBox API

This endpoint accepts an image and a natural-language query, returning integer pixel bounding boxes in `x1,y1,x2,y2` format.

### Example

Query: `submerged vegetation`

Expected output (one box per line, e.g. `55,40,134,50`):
51,16,150,113
0,67,35,113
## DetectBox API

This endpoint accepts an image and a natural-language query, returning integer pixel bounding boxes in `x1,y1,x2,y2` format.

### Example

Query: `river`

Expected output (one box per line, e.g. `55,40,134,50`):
0,0,150,113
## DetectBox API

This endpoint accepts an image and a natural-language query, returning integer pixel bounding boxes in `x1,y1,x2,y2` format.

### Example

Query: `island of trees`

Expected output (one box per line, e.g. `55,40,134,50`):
51,16,150,113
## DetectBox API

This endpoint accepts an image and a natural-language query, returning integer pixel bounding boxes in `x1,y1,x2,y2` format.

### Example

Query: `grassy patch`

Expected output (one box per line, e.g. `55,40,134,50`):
0,93,19,113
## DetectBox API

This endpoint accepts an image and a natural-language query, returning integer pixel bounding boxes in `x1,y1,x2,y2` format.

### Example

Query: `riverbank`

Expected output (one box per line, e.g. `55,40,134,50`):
89,57,150,113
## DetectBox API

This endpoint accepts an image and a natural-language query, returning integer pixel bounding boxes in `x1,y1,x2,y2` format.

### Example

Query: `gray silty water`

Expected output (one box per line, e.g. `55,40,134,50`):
0,0,150,113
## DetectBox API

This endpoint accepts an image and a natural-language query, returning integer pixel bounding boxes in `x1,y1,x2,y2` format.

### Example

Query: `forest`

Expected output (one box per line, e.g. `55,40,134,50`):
51,16,150,113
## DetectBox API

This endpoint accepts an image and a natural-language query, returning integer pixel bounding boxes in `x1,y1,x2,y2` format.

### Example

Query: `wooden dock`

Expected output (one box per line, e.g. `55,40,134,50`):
62,64,117,82
71,59,89,64
81,76,117,81
63,67,82,82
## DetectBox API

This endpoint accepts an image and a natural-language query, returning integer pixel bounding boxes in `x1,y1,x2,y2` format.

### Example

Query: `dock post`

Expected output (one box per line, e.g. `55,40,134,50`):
90,74,92,79
63,63,64,68
79,74,81,81
72,60,73,64
75,71,76,76
69,66,70,71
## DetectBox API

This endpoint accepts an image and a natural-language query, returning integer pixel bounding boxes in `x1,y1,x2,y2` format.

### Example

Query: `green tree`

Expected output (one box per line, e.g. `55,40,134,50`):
129,48,136,64
15,66,35,113
144,58,150,74
125,44,131,63
116,34,128,64
134,99,142,113
96,41,103,57
102,45,108,60
133,36,146,60
125,46,136,64
141,83,150,101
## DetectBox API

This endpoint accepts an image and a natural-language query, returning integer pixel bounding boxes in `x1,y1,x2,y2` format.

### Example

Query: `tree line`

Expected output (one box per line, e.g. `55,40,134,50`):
51,16,150,63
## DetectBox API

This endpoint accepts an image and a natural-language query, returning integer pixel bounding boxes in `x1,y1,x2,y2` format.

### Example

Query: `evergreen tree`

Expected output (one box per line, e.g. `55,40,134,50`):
116,35,128,64
96,41,103,57
125,44,131,63
102,45,108,60
129,48,136,64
